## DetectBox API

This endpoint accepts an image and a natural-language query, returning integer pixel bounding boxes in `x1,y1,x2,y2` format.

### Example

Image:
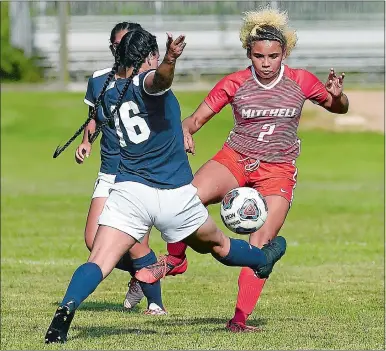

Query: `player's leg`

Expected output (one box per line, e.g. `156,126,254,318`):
181,212,285,331
146,183,286,282
85,174,147,309
84,197,106,250
94,186,165,313
121,234,147,311
86,174,135,273
86,174,163,312
85,196,145,276
84,172,115,250
122,234,147,309
45,182,152,343
125,235,166,315
136,146,243,283
228,162,297,332
182,214,286,276
227,195,289,331
171,145,244,247
167,158,240,260
89,229,165,315
45,225,138,344
107,184,164,314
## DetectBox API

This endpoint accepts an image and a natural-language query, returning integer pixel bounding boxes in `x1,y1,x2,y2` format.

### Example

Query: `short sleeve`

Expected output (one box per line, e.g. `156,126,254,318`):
84,77,95,107
204,75,239,113
139,69,170,96
299,70,329,105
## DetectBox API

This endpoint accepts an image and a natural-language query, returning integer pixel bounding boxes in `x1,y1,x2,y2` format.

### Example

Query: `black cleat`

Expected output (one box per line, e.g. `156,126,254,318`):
255,236,287,279
45,301,76,344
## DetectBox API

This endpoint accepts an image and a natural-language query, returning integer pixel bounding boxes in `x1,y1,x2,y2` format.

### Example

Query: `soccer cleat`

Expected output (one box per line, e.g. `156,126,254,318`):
135,255,188,284
123,277,145,310
254,236,287,279
45,301,76,344
225,320,262,333
144,303,167,316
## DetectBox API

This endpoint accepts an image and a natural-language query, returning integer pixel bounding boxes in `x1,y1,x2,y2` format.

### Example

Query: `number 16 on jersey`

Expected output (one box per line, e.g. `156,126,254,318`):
111,101,151,146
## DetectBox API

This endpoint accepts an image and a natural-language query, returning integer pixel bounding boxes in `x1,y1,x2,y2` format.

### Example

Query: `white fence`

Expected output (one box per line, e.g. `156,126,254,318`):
10,1,386,85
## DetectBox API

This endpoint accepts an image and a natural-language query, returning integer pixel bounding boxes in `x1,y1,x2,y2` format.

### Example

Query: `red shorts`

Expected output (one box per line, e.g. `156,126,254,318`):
212,144,298,205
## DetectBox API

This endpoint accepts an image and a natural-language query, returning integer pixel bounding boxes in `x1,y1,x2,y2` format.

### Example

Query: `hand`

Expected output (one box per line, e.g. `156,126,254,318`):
325,68,345,98
183,128,195,155
165,33,186,62
75,143,91,164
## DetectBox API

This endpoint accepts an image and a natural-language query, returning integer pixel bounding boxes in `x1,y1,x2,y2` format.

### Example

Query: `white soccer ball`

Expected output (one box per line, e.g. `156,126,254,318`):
220,187,268,235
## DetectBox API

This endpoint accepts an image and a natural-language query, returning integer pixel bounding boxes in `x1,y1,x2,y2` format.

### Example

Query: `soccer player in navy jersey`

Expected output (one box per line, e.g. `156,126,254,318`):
73,21,166,314
45,27,286,344
137,7,349,332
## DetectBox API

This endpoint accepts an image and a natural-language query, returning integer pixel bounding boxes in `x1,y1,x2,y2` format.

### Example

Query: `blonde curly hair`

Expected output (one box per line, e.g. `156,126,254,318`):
239,6,298,57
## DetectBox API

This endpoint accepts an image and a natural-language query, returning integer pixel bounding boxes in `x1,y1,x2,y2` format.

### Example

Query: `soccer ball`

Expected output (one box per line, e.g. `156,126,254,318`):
220,187,268,235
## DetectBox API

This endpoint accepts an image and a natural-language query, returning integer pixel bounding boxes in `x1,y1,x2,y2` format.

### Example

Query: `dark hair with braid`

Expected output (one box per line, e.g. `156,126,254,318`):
89,28,158,144
109,21,142,55
53,61,119,158
52,21,142,159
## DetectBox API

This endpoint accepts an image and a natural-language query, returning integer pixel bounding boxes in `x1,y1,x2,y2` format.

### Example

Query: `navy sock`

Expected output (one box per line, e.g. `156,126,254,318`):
216,238,267,269
116,252,135,276
62,262,103,309
132,251,164,309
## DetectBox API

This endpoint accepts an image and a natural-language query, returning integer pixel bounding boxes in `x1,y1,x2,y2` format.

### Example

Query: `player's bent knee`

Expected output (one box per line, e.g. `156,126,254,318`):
84,238,93,252
84,231,94,251
128,242,151,259
183,218,228,256
249,226,280,248
182,234,212,254
192,181,212,206
87,255,114,279
84,224,98,251
87,244,122,278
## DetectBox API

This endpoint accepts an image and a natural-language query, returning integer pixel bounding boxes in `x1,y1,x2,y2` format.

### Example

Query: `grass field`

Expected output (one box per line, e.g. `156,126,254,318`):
1,91,384,350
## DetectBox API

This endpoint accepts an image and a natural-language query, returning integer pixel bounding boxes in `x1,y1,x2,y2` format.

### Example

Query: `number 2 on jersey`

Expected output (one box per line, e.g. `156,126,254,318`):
111,101,150,146
257,123,276,142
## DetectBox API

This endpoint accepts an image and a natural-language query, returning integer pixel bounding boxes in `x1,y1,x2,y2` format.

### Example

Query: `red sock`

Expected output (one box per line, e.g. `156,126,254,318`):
167,242,187,260
232,267,266,325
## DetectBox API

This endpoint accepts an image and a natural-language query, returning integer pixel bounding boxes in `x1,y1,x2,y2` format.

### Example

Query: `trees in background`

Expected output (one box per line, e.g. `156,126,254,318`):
1,2,42,82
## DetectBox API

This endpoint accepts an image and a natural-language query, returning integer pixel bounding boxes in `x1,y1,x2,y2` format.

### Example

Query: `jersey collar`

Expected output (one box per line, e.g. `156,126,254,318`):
251,64,284,90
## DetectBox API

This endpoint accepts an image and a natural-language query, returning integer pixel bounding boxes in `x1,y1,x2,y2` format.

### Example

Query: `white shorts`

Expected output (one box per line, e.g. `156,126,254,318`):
92,172,116,199
98,181,209,243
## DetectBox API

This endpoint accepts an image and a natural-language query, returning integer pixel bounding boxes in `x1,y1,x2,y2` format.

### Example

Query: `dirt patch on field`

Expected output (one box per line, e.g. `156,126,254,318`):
301,90,384,133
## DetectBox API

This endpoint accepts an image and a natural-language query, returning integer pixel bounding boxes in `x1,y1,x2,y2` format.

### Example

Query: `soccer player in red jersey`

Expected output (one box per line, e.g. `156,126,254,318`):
135,7,349,331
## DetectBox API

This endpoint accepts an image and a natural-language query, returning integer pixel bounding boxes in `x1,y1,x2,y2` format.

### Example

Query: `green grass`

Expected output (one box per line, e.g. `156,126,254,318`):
1,91,384,350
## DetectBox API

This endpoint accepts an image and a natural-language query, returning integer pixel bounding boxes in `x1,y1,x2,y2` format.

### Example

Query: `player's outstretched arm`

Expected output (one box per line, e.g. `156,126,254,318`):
182,102,216,155
144,33,186,94
183,102,216,135
321,68,349,114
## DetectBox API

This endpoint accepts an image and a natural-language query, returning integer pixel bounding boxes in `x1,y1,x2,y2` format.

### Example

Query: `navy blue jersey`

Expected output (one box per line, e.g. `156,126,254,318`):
84,68,120,175
101,69,193,189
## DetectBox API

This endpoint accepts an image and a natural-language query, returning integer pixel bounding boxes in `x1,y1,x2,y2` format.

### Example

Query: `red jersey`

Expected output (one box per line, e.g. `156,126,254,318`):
204,65,329,163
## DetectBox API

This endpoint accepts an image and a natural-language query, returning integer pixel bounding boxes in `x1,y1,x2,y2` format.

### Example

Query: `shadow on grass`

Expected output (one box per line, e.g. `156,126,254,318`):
144,316,268,331
51,300,141,313
72,317,268,339
49,301,268,335
71,325,157,340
